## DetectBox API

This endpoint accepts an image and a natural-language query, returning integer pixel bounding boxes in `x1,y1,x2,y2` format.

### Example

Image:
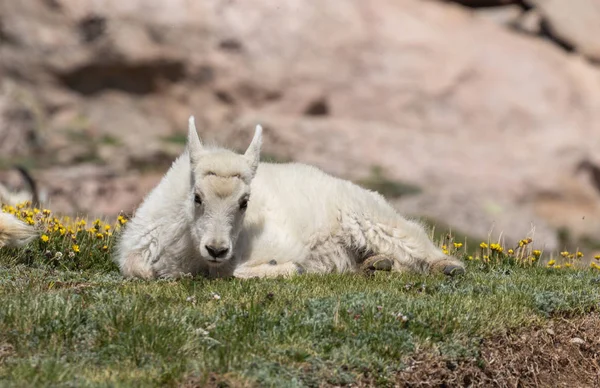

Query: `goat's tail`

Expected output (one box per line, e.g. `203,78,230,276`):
0,212,38,248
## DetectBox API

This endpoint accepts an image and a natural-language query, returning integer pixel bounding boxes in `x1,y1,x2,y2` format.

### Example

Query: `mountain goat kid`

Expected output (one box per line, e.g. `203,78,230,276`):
0,212,38,249
115,117,465,279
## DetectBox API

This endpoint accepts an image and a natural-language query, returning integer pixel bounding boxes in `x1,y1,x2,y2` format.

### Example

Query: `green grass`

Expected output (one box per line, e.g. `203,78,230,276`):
1,208,599,387
357,166,421,199
1,260,599,386
161,133,188,145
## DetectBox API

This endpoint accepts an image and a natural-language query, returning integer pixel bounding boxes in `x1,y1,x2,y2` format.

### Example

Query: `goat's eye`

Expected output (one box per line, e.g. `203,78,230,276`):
194,194,202,205
239,199,248,210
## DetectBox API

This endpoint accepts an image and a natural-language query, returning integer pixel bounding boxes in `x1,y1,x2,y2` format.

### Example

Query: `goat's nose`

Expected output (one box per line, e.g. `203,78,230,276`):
205,245,229,259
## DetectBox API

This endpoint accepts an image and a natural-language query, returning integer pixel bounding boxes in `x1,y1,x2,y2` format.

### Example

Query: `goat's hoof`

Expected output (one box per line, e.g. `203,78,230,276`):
361,255,393,275
268,259,277,266
443,265,465,277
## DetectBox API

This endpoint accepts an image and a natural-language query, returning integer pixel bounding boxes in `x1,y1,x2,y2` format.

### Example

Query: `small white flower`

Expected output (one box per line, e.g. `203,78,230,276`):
395,312,409,322
186,296,196,303
211,292,221,300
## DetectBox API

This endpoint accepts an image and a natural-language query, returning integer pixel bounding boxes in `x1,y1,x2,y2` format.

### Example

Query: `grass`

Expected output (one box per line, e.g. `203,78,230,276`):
161,133,188,146
1,205,600,387
357,166,421,199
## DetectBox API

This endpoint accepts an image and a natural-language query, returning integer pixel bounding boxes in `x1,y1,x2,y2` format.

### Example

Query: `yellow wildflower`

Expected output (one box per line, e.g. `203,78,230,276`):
101,245,108,251
96,233,104,240
547,259,556,267
595,255,600,261
453,242,463,249
560,251,569,258
479,242,488,249
117,215,127,225
532,250,541,257
576,251,583,258
564,263,573,268
490,243,503,253
508,249,514,255
554,265,562,269
72,245,80,253
104,225,111,231
40,235,49,243
467,255,473,261
591,262,600,270
518,238,532,247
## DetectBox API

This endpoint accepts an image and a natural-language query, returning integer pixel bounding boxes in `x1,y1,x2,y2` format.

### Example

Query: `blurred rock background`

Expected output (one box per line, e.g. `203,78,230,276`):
1,0,600,252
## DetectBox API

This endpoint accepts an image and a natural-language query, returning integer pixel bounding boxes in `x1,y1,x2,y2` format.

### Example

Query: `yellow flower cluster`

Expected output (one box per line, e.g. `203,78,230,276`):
466,235,597,271
518,238,533,247
441,245,449,255
2,201,127,260
440,239,466,256
490,243,503,253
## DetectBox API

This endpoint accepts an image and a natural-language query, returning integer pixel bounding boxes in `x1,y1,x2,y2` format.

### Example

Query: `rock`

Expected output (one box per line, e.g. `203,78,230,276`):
446,1,523,7
527,0,600,61
513,9,543,34
1,0,600,250
0,82,42,159
569,337,585,345
36,165,164,218
475,5,523,26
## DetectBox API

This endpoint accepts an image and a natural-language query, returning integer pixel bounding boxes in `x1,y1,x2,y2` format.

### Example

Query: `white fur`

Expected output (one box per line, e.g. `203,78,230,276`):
0,212,38,248
115,116,464,279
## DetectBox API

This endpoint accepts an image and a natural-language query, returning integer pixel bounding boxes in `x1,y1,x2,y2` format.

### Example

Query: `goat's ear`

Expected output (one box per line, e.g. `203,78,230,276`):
187,116,203,167
244,125,262,175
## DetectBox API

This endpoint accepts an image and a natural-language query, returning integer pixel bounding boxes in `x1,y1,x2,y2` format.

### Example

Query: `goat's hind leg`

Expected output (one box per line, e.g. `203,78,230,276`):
353,217,465,276
360,254,393,275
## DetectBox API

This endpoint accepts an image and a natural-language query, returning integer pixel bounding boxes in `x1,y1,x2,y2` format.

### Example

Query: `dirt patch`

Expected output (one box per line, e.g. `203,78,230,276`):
396,314,600,387
180,372,253,388
46,281,95,294
0,343,14,364
179,315,600,387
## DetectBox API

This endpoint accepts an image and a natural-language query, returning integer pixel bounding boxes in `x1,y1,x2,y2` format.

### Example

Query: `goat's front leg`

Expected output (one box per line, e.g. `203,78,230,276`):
233,260,303,279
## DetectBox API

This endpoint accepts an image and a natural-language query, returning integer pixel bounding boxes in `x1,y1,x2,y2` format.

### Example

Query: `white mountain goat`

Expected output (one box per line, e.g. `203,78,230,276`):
115,117,465,279
0,212,38,249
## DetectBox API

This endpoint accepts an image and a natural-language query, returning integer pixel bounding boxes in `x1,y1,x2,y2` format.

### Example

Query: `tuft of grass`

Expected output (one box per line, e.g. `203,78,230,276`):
357,166,421,199
161,133,188,145
99,134,121,146
1,203,599,386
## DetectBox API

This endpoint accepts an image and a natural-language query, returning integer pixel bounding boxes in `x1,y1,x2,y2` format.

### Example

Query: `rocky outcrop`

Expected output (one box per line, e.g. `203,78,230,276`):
1,0,600,250
526,0,600,62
